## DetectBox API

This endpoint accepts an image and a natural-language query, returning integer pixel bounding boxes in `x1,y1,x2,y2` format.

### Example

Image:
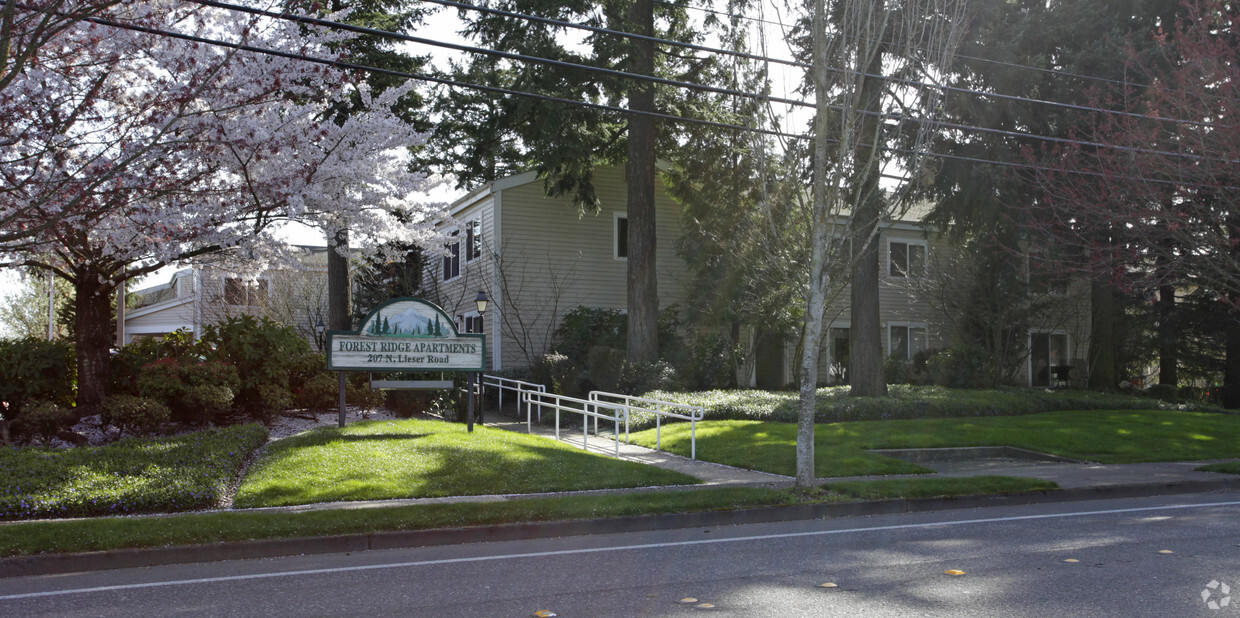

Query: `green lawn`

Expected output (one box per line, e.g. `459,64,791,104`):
1196,461,1240,474
234,418,698,507
627,409,1240,477
0,476,1059,557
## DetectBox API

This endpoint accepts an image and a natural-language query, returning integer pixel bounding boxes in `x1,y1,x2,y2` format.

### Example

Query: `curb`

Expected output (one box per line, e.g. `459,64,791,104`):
5,476,1240,579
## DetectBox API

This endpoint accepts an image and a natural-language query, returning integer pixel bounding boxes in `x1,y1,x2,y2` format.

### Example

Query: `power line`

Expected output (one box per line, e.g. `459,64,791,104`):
422,0,1215,129
33,6,1237,192
69,10,805,140
187,0,1227,165
660,0,1168,94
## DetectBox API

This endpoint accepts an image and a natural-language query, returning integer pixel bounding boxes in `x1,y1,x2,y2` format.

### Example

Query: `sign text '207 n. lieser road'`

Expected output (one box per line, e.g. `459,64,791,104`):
326,298,485,372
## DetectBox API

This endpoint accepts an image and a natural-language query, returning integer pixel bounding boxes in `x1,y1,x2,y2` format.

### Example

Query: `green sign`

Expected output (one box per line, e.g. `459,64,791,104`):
326,297,485,371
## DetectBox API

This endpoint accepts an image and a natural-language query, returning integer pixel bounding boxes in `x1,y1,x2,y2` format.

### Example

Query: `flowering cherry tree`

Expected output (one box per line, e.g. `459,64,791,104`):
0,0,440,414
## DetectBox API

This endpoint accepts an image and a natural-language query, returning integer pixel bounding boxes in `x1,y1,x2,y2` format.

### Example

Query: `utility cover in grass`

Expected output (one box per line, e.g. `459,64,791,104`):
234,419,699,508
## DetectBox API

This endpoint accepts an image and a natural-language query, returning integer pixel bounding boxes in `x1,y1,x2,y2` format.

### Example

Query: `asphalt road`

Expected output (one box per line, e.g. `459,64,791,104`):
4,491,1240,617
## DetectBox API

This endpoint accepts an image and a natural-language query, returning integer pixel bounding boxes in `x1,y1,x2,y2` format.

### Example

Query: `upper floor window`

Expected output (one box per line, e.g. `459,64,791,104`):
889,240,926,278
443,230,460,281
615,214,628,260
465,218,483,262
224,277,268,306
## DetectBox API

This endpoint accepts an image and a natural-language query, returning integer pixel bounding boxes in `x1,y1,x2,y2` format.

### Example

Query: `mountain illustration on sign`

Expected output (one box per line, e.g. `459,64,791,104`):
363,303,450,337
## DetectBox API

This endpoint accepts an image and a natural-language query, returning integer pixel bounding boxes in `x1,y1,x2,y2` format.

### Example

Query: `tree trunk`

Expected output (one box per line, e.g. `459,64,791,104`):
1088,277,1117,390
1225,214,1240,409
1157,282,1178,386
74,272,116,418
328,228,351,331
625,0,658,365
1225,308,1240,409
848,37,888,399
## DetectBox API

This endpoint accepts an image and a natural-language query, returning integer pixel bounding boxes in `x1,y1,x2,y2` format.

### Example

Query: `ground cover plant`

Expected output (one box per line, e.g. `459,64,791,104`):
626,409,1240,477
234,418,698,507
0,476,1061,557
0,424,268,520
630,385,1216,429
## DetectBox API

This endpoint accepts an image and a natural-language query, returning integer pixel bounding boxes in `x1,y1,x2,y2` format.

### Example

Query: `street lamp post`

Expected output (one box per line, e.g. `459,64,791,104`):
467,291,488,432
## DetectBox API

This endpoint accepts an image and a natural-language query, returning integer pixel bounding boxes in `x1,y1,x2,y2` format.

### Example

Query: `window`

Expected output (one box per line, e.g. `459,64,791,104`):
224,277,268,306
1027,249,1069,295
1031,332,1070,387
224,277,245,306
888,324,927,361
458,313,483,334
889,240,926,277
465,219,482,262
829,327,850,385
442,230,460,281
615,214,628,259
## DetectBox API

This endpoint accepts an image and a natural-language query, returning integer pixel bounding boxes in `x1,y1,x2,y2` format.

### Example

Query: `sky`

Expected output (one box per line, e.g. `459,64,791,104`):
1,0,808,310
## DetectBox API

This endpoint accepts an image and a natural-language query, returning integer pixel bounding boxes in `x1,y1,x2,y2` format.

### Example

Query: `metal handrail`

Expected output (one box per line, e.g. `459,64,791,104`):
589,392,705,460
525,391,625,457
481,374,547,433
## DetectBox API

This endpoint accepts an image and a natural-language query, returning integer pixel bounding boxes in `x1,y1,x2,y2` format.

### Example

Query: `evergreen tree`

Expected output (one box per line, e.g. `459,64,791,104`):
424,0,714,363
907,0,1181,389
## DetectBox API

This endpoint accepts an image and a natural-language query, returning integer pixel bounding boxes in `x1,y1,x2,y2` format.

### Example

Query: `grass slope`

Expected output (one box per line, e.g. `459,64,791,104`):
235,418,697,508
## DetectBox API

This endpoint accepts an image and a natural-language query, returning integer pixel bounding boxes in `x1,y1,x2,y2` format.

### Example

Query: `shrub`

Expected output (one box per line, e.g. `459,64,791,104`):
297,373,340,411
532,352,581,396
552,306,626,361
110,329,205,395
587,346,626,393
680,330,736,390
200,316,310,418
619,360,681,395
927,345,993,389
1145,383,1179,402
18,401,73,444
249,383,293,423
135,358,239,422
181,385,235,424
884,357,910,385
102,395,170,436
0,338,76,438
135,358,188,408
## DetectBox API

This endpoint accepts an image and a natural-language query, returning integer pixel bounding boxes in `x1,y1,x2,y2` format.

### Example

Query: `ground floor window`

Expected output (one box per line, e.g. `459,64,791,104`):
888,324,927,361
458,312,483,334
828,326,850,384
1030,332,1070,387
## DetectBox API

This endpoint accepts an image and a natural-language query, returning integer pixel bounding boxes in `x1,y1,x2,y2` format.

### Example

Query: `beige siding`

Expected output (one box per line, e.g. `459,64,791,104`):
424,167,690,372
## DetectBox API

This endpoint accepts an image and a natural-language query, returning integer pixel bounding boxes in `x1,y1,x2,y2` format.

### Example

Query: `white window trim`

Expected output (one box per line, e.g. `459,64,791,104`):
886,322,929,360
614,212,628,261
887,238,928,278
